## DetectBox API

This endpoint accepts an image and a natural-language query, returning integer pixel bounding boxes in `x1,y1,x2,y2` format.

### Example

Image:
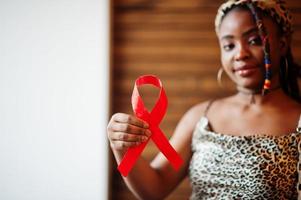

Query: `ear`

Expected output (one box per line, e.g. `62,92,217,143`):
279,35,289,56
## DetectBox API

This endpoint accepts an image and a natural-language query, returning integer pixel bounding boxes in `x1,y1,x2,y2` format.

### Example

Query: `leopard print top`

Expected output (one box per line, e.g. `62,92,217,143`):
189,116,301,200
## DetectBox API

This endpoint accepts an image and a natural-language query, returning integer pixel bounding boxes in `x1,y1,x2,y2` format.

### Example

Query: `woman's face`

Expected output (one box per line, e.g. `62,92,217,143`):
218,8,286,90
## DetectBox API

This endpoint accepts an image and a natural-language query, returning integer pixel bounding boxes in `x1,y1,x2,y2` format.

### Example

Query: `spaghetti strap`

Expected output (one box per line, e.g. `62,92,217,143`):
204,100,215,118
297,114,301,133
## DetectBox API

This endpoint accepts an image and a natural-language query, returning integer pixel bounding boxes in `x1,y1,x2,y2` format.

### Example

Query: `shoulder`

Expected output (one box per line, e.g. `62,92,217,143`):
183,100,212,121
194,96,234,115
172,98,230,137
176,100,216,131
167,100,213,160
185,97,234,117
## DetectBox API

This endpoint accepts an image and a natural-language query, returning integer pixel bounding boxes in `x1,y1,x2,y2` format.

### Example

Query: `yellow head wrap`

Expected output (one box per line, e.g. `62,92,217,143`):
215,0,293,35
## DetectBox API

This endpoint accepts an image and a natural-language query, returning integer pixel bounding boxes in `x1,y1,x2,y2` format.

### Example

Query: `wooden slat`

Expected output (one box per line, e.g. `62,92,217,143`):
115,11,218,24
113,63,221,74
114,0,301,10
115,0,223,9
110,0,301,199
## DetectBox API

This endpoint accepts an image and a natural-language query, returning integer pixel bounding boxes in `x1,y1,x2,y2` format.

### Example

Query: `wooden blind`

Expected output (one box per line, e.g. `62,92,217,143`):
110,0,301,199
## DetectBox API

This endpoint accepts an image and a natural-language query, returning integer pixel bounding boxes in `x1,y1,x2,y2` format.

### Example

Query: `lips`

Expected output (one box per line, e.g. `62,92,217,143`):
234,65,259,77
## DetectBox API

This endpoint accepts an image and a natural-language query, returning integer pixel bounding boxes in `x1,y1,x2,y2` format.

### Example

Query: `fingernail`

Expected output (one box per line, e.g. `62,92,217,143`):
142,136,148,142
145,130,152,137
144,123,149,128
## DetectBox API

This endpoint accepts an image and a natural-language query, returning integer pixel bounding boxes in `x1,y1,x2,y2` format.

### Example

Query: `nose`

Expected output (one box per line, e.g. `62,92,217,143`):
234,43,250,61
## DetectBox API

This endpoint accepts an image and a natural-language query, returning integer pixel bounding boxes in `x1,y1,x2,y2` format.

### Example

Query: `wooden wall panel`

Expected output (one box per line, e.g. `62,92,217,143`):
110,0,301,199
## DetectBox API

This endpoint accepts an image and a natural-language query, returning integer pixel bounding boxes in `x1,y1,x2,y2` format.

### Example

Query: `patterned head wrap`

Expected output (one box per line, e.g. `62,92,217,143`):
215,0,293,35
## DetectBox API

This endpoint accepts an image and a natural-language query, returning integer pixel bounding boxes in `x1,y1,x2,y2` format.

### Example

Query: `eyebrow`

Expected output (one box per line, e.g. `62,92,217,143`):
220,27,259,40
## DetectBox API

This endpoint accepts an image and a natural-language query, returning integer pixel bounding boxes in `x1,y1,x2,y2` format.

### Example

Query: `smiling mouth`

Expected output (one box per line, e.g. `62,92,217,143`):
234,66,259,77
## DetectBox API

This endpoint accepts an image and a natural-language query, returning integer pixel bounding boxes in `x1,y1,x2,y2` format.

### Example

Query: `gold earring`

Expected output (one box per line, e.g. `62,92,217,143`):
217,68,224,87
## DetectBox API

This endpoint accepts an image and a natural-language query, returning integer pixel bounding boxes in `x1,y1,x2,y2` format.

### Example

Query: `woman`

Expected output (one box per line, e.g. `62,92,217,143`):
107,0,301,199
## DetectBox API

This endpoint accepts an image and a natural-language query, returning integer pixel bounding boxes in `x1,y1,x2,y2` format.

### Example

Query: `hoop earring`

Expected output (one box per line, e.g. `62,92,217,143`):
217,68,224,88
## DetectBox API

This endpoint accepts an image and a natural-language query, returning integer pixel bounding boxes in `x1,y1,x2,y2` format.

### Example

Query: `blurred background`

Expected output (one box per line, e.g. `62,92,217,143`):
109,0,301,199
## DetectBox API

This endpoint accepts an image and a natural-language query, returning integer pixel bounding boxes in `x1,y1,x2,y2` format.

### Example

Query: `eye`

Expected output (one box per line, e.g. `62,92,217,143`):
223,43,235,51
249,36,262,46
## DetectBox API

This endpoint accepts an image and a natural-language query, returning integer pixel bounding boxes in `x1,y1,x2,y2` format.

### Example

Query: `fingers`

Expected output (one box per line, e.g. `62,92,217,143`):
109,123,150,136
112,113,149,129
107,113,151,151
110,131,149,142
109,140,142,150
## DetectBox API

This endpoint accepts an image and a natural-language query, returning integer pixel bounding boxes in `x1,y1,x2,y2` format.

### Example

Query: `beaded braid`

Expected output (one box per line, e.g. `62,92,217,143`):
246,2,272,95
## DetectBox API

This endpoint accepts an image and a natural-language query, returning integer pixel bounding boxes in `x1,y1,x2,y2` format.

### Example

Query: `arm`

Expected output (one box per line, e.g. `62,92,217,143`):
107,103,207,200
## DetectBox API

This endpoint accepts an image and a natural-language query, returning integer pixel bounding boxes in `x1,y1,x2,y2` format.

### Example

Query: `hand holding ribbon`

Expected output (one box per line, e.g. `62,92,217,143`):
117,75,184,177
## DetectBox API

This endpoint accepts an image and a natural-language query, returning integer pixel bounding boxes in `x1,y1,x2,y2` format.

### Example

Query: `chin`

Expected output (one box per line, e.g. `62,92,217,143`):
232,74,264,87
237,81,263,91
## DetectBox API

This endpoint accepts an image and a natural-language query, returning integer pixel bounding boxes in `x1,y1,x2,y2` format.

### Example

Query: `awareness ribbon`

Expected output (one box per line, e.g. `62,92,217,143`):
118,75,184,177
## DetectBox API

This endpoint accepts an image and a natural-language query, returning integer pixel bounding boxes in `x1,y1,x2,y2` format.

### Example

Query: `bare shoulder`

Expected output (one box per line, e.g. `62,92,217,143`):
170,100,211,133
196,96,233,113
284,100,301,125
179,100,213,129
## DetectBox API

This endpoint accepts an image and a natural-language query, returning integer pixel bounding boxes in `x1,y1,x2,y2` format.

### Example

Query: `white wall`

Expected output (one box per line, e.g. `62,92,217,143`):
0,0,109,199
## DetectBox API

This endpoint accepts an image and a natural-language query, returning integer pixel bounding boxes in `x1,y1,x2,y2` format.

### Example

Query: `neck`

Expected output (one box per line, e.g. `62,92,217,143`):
236,85,261,95
236,85,282,105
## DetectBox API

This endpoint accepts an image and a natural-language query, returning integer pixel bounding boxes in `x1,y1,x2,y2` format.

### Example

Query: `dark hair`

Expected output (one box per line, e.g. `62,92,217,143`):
280,49,301,102
222,4,301,102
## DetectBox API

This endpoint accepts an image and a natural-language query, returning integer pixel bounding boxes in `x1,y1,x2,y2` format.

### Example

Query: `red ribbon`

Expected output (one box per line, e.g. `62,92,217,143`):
118,75,184,177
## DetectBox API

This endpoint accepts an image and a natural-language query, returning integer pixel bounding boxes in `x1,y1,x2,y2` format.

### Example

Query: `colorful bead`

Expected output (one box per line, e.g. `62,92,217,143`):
265,63,271,69
264,59,271,65
264,79,271,89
